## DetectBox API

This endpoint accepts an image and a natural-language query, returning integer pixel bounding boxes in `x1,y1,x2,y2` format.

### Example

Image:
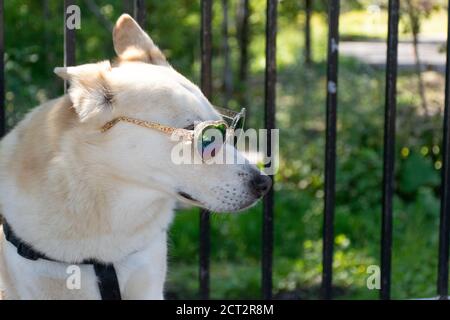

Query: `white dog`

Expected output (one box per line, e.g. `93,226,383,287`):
0,14,271,300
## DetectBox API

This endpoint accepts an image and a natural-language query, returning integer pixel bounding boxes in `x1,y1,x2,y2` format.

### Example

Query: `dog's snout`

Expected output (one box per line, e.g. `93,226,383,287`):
250,174,272,197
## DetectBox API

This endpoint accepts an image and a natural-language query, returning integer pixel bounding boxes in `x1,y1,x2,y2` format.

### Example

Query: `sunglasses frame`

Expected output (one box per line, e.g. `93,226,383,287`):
214,106,246,130
101,117,231,162
101,107,246,138
100,107,246,162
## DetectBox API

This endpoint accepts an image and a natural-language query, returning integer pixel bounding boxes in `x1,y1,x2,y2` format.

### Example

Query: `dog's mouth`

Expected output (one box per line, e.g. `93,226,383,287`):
176,191,260,213
177,191,202,206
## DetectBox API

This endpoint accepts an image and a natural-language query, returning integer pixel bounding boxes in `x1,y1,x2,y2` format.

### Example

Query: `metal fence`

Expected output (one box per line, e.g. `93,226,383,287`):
0,0,449,300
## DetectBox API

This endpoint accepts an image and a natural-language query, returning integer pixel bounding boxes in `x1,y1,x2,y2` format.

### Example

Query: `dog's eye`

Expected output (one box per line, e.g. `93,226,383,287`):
184,124,195,130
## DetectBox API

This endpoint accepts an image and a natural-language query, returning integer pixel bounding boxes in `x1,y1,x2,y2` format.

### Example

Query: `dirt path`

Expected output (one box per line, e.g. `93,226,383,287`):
340,38,446,72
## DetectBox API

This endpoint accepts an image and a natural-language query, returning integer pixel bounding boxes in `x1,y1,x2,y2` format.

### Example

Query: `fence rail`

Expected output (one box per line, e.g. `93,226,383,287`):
64,0,76,92
321,0,340,300
438,0,450,301
380,0,399,301
0,0,4,137
0,0,449,300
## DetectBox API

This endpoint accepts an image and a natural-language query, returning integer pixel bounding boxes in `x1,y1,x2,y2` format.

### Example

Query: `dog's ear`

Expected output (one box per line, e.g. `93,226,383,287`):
54,61,113,121
113,14,168,66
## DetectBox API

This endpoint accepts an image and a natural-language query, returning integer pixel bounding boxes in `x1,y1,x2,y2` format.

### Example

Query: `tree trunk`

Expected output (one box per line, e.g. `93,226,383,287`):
122,0,134,16
134,0,146,29
84,0,113,32
221,0,233,107
43,0,52,70
412,31,428,115
406,2,428,115
43,0,58,91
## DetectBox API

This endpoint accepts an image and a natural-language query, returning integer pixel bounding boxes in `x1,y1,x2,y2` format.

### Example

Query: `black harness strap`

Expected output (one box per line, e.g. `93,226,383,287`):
93,263,122,300
2,221,122,300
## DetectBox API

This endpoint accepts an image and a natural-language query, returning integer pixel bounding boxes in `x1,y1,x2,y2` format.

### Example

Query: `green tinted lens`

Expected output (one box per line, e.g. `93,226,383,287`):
199,123,227,159
235,116,245,131
231,115,245,146
217,123,227,138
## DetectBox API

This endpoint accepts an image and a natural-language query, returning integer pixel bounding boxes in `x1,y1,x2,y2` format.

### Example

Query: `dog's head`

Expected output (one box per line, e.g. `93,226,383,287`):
54,14,271,213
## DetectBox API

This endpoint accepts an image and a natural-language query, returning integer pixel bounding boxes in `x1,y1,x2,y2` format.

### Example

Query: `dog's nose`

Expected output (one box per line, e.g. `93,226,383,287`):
250,174,272,197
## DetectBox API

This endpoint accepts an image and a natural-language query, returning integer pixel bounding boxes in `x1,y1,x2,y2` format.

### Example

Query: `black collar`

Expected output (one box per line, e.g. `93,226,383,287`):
2,220,122,300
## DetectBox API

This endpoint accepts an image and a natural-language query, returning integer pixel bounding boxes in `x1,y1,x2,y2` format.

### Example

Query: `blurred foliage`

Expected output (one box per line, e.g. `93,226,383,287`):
400,0,445,35
3,0,450,299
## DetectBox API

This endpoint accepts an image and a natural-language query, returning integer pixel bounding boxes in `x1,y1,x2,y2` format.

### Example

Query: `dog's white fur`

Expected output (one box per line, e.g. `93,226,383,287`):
0,14,266,299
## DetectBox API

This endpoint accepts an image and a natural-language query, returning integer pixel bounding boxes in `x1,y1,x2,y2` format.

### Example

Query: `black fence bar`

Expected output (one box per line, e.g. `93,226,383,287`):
237,0,250,114
262,0,277,300
305,0,311,65
380,0,399,301
64,0,76,92
321,0,340,300
238,0,249,84
134,0,146,29
437,0,450,301
0,0,4,137
199,0,212,300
